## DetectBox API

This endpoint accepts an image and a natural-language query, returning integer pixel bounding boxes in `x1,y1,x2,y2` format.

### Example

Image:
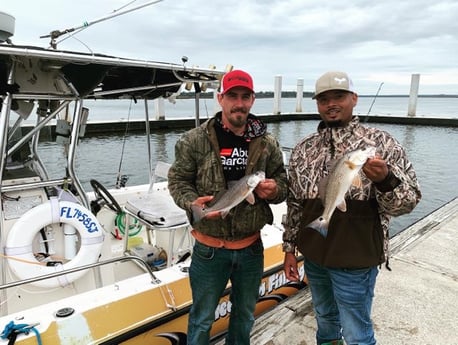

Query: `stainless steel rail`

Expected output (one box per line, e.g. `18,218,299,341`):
1,178,73,192
0,254,161,291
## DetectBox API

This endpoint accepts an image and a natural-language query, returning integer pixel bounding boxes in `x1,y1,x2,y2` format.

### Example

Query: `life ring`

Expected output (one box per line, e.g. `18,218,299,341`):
5,200,104,288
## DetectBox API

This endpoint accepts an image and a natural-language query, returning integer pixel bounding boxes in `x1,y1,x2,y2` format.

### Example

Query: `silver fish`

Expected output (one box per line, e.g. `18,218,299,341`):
191,171,266,222
307,146,376,237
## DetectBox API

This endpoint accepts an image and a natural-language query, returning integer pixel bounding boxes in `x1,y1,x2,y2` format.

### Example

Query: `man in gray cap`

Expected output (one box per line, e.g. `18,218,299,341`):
282,71,421,344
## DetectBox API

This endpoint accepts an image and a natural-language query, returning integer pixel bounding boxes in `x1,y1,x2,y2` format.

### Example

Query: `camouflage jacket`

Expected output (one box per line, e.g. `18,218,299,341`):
283,116,421,267
168,114,288,241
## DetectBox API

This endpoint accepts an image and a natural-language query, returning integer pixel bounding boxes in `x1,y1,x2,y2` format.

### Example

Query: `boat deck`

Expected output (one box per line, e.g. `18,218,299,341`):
219,197,458,344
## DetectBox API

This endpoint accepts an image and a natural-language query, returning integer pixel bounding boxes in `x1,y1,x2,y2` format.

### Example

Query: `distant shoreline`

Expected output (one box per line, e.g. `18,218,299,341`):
178,92,458,99
358,94,458,98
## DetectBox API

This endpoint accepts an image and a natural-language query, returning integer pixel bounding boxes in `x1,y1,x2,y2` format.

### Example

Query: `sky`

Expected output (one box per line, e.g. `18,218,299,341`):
3,0,458,95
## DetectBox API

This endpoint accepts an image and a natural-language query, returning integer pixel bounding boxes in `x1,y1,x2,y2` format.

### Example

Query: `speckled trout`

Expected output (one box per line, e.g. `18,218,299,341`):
191,171,265,222
308,146,376,237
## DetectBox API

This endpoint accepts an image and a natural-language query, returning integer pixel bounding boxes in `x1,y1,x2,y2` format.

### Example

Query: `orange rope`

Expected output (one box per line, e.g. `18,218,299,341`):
0,253,67,266
0,253,44,266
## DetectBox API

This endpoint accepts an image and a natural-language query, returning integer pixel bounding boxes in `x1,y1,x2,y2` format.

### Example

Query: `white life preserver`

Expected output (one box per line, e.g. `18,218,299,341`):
5,199,104,288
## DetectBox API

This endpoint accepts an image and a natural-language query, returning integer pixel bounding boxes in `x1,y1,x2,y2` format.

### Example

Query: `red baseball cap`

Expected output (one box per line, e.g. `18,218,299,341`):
220,70,254,94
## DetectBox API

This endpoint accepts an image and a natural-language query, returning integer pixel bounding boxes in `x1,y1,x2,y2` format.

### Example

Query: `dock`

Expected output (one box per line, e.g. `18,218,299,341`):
26,113,458,141
238,197,458,344
82,113,458,134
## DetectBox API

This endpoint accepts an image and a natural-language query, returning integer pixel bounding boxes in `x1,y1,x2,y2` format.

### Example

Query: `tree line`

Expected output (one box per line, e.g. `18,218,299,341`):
177,91,456,99
177,91,314,99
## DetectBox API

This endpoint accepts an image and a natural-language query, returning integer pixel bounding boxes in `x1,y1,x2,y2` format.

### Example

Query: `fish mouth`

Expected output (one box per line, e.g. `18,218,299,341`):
255,171,266,178
362,146,377,158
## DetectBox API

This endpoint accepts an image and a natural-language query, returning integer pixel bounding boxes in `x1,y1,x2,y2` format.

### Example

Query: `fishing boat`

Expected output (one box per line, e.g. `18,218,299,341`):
0,10,306,345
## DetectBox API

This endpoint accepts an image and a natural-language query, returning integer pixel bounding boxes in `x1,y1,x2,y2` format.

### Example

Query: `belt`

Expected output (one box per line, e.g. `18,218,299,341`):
191,230,260,250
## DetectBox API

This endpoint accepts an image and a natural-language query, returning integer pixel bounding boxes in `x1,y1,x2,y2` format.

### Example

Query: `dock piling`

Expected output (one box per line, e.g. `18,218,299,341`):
407,73,420,116
273,75,282,115
295,78,304,112
154,98,165,120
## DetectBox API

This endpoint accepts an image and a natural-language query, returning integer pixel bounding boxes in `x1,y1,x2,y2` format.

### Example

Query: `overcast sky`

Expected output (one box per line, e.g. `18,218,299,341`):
3,0,458,95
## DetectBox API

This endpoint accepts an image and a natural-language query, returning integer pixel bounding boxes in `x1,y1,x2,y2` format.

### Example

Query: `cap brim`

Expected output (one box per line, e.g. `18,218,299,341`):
312,88,354,99
221,85,254,94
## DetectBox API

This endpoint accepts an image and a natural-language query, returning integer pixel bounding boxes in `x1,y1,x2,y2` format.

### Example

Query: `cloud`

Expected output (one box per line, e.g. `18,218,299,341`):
3,0,458,94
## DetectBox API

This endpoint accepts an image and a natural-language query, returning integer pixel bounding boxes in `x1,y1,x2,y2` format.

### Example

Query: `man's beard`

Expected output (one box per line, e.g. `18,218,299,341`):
229,109,248,128
325,119,344,128
228,115,246,128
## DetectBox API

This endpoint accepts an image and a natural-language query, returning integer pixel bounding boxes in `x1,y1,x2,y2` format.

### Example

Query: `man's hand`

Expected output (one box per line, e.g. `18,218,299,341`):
255,178,278,200
363,157,389,183
192,195,221,219
284,252,300,282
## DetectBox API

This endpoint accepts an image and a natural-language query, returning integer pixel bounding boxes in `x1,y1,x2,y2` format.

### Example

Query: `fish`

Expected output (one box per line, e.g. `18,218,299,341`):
307,146,376,238
191,171,266,222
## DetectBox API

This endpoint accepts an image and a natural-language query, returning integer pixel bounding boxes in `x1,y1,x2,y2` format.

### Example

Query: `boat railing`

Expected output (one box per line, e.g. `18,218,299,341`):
0,254,161,291
1,177,73,193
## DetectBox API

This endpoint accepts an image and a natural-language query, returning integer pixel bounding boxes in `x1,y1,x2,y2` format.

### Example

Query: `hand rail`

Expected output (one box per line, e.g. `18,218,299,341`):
0,255,161,291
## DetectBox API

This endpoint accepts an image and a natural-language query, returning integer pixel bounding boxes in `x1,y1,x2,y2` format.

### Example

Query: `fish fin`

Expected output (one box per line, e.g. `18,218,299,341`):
351,174,362,188
191,204,205,223
345,160,357,170
221,210,230,219
245,192,256,205
336,199,347,212
307,217,329,238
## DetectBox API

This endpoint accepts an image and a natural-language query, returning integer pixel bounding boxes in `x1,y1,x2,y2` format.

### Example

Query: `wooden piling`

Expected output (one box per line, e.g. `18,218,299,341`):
407,73,420,116
273,75,282,115
295,78,304,112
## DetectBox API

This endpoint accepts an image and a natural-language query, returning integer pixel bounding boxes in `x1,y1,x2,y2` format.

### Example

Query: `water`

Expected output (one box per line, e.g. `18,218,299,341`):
33,97,457,236
74,96,458,122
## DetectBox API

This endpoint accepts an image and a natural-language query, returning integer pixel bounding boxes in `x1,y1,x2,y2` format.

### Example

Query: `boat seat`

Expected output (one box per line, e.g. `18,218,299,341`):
125,191,188,228
123,162,192,268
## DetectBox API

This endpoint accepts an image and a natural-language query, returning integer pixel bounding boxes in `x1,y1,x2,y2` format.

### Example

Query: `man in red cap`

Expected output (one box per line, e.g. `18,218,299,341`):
169,69,288,344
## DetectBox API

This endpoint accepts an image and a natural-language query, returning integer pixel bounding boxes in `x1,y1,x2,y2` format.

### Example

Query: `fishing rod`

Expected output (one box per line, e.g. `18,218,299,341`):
40,0,164,48
364,82,384,122
366,82,384,115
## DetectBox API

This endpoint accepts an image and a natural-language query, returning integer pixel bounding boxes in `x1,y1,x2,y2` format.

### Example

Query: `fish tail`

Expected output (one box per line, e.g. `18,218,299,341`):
307,217,329,238
191,205,205,223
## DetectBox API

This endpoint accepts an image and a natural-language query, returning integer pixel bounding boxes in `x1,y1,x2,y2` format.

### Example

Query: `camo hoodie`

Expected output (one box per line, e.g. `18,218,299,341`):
168,113,288,241
283,116,421,268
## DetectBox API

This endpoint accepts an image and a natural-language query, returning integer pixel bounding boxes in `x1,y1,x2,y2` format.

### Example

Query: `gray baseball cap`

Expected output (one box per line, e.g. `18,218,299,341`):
312,71,355,99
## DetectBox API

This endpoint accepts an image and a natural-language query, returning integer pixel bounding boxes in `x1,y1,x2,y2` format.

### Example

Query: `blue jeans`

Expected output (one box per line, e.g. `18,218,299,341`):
187,239,264,345
303,259,379,345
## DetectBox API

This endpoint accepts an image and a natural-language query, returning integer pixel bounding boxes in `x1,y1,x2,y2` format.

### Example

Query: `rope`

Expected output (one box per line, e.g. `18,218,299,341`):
115,212,143,236
0,253,44,266
0,321,42,345
0,253,66,266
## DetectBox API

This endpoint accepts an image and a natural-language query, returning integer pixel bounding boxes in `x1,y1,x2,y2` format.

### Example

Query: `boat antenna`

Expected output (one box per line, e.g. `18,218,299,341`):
40,0,164,49
363,82,384,122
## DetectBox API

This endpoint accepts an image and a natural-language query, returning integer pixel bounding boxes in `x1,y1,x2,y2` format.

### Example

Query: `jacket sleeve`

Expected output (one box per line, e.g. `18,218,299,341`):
282,145,303,253
374,134,421,216
168,131,200,213
265,135,288,205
